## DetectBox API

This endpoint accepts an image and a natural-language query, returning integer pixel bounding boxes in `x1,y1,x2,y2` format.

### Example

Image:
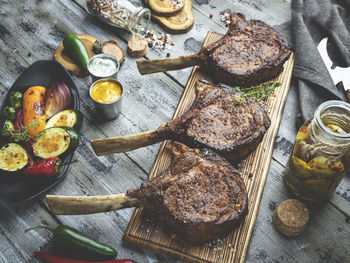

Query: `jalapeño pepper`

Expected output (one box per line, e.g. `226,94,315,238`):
63,34,90,71
26,225,117,260
34,252,134,263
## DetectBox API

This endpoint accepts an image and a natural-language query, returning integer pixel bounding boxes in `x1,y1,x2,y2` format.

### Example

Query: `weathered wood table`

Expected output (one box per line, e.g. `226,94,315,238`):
0,0,349,262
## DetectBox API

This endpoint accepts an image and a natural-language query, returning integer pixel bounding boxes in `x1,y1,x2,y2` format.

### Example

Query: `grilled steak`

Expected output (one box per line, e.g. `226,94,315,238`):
46,142,248,244
90,80,271,163
136,13,291,87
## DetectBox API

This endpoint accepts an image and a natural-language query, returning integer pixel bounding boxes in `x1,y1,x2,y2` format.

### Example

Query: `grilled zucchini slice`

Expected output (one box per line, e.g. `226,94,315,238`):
46,110,83,131
0,143,29,173
32,127,79,158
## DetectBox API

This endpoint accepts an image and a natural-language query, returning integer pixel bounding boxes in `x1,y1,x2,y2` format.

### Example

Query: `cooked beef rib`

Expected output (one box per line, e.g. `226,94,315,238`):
46,142,248,244
90,80,271,163
137,13,291,87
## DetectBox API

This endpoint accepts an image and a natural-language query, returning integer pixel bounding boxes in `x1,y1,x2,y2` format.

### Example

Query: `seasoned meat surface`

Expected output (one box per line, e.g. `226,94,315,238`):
157,80,271,162
136,13,291,87
201,13,291,86
127,142,248,244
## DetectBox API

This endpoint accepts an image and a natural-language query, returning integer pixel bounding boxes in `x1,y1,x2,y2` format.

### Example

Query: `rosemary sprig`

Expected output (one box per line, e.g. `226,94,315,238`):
235,81,281,103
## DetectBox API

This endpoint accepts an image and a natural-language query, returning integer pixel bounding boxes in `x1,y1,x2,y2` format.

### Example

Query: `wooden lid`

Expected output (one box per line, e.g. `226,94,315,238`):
127,36,149,58
272,199,309,237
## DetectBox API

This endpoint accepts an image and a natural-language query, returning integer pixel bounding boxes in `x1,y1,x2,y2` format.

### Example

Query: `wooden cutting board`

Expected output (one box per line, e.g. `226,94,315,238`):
123,31,295,263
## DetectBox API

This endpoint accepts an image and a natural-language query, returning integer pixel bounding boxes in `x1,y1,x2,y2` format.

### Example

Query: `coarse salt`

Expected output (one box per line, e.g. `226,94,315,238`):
220,9,231,26
145,30,174,54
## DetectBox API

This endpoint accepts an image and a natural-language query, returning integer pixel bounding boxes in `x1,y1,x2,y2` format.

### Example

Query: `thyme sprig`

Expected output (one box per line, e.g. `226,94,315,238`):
235,81,281,103
10,117,45,142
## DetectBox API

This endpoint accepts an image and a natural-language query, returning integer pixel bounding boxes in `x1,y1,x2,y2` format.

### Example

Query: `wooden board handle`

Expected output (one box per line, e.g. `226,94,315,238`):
90,129,165,156
46,194,140,215
136,54,202,75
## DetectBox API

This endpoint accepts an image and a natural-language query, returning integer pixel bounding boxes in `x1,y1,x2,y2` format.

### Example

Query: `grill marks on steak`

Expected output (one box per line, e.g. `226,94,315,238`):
158,80,271,162
136,13,291,87
127,142,248,244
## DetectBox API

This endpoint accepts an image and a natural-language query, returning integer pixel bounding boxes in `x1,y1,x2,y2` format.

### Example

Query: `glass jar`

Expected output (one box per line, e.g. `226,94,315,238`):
87,0,151,34
283,100,350,202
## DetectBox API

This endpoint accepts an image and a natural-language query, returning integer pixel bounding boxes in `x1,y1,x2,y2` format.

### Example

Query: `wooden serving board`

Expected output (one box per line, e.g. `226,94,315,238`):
123,32,295,263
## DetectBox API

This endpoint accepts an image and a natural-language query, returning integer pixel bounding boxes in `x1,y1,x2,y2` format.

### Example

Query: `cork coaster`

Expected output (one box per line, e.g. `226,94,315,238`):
273,199,309,237
127,36,149,58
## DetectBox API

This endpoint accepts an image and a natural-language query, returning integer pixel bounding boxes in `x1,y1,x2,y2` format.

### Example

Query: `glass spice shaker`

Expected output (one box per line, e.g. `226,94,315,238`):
87,0,151,34
283,100,350,202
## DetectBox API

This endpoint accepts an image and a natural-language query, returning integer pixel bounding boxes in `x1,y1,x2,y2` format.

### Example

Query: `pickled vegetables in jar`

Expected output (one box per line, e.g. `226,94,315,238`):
283,101,350,202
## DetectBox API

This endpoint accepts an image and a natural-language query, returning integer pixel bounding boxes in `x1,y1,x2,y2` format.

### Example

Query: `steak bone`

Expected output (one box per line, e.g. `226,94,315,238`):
136,13,291,87
46,142,248,244
46,194,141,215
90,80,270,163
137,53,203,75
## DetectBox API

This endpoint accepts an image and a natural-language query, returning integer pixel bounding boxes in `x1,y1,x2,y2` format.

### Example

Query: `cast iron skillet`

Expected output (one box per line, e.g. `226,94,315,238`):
0,60,80,204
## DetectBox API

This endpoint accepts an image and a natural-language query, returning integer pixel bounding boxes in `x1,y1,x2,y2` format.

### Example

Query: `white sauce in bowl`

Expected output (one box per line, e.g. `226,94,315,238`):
88,55,119,78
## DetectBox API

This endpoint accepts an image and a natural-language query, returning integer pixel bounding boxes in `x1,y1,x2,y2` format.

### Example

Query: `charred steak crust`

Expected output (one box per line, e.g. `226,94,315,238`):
201,13,291,87
126,142,248,244
157,80,271,163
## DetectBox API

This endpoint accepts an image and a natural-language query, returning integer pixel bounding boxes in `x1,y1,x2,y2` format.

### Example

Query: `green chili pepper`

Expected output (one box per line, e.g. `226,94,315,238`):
9,91,23,110
1,120,14,137
3,106,17,121
26,225,117,260
63,34,90,71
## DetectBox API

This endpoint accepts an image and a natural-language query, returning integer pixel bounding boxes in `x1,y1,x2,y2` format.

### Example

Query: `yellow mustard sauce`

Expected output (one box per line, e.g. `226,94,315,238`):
91,80,122,104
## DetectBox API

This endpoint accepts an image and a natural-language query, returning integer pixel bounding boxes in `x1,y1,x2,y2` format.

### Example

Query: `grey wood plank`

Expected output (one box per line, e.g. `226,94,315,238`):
1,0,349,263
0,1,181,262
0,0,186,172
272,83,299,167
0,6,151,263
0,72,152,263
330,176,350,217
272,84,350,217
0,35,66,262
73,0,228,86
0,102,153,262
74,0,292,87
0,200,60,262
247,159,350,263
0,0,176,195
0,232,27,262
191,0,291,27
0,46,160,262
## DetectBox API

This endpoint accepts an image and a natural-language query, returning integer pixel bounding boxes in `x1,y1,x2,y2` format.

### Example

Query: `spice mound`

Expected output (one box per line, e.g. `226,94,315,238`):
145,31,174,54
220,9,231,27
88,0,129,28
87,0,150,34
91,80,122,104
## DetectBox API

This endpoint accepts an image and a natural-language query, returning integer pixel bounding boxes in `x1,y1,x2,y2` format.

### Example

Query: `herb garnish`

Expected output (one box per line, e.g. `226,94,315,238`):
235,81,281,103
10,117,45,142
